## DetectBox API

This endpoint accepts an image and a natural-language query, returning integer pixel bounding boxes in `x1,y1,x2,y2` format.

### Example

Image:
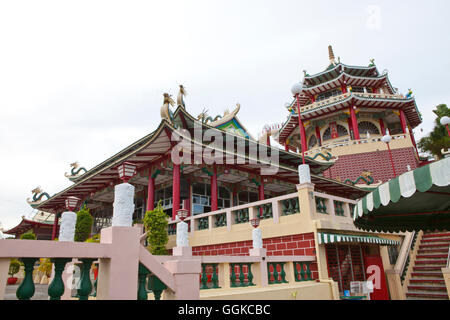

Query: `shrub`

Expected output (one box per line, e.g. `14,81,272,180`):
37,258,52,277
9,259,21,277
74,205,93,242
85,234,100,243
20,232,36,240
143,201,169,255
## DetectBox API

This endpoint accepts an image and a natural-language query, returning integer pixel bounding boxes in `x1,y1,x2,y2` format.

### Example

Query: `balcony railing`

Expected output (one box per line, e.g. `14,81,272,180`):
304,133,409,158
168,193,301,235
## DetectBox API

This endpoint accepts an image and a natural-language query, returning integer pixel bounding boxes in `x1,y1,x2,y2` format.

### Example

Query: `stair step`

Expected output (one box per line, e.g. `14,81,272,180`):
408,285,447,292
406,291,448,300
415,260,447,265
423,232,450,238
418,251,449,256
409,278,445,284
406,291,449,299
411,272,444,277
414,266,445,271
416,254,448,259
419,243,450,249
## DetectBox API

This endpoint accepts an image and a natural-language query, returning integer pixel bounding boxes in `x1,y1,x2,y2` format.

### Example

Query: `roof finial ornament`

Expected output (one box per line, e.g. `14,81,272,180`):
161,93,175,122
369,59,375,67
328,45,336,65
177,85,187,109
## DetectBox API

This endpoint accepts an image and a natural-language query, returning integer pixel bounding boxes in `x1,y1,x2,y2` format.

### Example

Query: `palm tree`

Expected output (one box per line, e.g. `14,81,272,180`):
418,104,450,159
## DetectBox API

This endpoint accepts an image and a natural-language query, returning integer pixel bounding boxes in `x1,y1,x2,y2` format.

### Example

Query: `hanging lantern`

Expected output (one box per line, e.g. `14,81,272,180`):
117,162,137,183
250,218,260,228
65,196,81,212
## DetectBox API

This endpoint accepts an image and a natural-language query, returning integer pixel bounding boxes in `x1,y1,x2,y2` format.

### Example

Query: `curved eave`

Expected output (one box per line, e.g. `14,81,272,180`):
4,218,54,235
277,94,421,144
36,120,173,212
303,72,393,97
304,63,379,87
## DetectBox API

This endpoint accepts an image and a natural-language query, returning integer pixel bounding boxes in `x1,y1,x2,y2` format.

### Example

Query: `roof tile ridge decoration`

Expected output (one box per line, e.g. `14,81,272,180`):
35,121,173,210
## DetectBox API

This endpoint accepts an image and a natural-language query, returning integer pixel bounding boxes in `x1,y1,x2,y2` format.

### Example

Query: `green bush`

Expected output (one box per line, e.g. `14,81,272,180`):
85,234,100,243
74,205,94,242
9,259,21,277
143,201,169,255
20,232,36,240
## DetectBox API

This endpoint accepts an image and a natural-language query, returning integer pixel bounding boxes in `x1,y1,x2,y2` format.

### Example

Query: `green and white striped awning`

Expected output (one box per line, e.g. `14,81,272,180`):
317,232,400,246
353,157,450,232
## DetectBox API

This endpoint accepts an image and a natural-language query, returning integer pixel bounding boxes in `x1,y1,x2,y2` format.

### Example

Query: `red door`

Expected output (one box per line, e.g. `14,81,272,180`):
364,255,389,300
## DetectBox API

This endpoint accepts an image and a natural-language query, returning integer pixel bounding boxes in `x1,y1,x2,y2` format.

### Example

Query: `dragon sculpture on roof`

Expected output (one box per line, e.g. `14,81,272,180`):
27,186,51,208
197,103,241,127
65,161,88,182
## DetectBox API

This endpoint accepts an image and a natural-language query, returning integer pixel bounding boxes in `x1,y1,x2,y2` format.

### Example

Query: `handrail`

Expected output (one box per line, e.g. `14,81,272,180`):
168,192,300,225
394,231,415,274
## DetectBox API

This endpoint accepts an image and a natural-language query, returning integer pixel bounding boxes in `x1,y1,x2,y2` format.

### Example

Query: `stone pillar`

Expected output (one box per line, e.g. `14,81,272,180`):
97,226,141,300
163,259,201,300
249,248,268,287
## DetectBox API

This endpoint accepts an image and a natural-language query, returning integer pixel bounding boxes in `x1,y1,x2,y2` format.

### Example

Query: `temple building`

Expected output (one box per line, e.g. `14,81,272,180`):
14,47,433,299
275,46,421,187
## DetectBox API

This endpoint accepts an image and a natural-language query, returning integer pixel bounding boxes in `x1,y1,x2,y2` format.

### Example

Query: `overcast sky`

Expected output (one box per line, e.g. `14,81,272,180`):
1,0,449,230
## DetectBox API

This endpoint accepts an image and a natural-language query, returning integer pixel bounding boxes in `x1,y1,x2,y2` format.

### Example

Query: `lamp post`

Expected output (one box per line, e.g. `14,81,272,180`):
441,116,450,138
291,82,306,165
381,134,397,177
112,162,137,227
176,208,190,248
250,218,262,249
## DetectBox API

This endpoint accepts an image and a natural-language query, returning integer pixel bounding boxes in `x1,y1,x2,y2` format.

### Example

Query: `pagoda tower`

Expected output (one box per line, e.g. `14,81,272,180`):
275,46,422,186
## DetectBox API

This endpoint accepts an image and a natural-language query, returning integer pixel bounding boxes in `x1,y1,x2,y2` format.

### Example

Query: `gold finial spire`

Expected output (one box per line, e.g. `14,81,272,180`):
328,45,336,65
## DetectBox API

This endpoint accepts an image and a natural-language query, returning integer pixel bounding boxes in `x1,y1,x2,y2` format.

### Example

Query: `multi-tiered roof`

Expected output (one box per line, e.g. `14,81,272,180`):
276,46,421,146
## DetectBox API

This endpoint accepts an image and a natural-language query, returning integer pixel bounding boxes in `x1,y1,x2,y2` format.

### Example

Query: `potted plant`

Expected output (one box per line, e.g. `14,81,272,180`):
143,201,169,300
8,259,21,285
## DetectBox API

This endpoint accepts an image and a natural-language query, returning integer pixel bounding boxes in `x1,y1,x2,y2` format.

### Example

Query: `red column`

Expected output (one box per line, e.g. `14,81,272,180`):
399,110,407,134
379,118,386,135
284,143,289,152
258,180,265,201
51,213,59,240
315,126,322,146
266,135,271,146
341,84,347,94
211,164,218,212
172,163,180,220
349,106,360,140
146,174,155,212
347,117,353,140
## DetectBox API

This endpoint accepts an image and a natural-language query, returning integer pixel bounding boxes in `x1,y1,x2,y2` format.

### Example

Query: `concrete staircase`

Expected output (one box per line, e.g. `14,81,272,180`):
406,231,450,300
